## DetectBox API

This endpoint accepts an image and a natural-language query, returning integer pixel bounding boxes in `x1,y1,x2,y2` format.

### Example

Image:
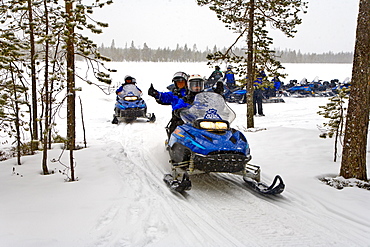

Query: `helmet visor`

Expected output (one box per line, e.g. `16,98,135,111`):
189,79,204,92
174,78,186,89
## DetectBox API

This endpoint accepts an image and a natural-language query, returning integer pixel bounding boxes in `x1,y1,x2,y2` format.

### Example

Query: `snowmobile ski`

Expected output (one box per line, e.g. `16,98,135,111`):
243,175,285,195
163,173,192,193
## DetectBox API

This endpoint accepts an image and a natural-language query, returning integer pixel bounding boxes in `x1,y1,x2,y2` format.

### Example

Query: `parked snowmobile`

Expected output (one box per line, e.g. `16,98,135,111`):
163,91,285,194
112,84,156,124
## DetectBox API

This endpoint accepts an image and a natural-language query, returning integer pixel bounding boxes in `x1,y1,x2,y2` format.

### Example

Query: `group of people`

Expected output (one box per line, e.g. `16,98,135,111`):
207,65,236,89
148,71,223,137
115,65,270,136
208,65,270,116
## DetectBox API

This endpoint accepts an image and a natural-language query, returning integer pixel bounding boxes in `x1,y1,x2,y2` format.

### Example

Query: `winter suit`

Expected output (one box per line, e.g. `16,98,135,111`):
207,69,223,87
224,69,236,89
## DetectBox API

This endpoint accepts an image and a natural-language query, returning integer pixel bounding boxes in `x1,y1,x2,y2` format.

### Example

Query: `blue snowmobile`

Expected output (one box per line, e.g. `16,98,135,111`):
112,84,156,124
163,91,285,194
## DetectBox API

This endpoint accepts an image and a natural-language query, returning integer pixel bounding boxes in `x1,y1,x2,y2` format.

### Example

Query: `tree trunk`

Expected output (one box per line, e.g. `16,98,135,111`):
42,0,50,175
340,0,370,180
79,96,87,148
28,0,38,145
246,0,255,128
48,35,62,149
11,64,22,166
65,0,76,181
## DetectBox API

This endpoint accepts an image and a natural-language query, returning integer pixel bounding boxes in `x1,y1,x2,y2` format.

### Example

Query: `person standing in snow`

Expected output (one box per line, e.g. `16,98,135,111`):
223,65,236,90
272,76,282,97
253,69,266,116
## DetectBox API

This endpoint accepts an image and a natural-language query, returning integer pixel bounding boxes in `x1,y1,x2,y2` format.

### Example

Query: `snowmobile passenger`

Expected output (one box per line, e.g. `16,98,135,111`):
116,75,141,95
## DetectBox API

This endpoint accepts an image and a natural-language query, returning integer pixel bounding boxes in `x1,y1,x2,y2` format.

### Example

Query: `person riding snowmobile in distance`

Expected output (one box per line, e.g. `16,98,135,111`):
116,75,142,95
206,65,223,88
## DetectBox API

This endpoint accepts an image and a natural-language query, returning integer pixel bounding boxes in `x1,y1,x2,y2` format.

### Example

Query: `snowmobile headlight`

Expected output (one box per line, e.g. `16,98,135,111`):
194,119,229,131
124,96,138,101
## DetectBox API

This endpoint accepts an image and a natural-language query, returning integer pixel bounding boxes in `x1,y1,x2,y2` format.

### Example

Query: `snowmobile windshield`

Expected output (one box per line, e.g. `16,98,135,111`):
119,84,141,98
180,92,236,124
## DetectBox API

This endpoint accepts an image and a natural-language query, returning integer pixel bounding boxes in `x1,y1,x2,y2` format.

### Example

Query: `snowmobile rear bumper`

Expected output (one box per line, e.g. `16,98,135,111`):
192,153,252,173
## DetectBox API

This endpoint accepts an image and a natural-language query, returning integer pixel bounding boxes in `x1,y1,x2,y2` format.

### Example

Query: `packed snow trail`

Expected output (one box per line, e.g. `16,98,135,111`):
70,67,369,246
83,103,367,247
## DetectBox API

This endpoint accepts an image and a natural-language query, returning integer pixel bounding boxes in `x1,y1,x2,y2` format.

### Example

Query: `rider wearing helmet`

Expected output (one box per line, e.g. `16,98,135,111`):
206,65,223,88
148,71,189,107
187,74,204,93
148,71,190,138
116,75,141,95
173,74,205,111
170,71,189,97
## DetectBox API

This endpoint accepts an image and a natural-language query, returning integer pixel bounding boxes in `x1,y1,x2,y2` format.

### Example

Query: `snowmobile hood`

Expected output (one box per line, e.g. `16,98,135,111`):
169,124,250,156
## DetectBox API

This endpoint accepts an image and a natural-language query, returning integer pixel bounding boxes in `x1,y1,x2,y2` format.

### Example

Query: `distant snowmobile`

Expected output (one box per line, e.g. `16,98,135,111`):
112,84,156,124
163,91,284,195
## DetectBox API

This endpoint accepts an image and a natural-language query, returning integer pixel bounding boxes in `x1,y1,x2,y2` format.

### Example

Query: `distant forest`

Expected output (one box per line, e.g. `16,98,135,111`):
98,41,353,63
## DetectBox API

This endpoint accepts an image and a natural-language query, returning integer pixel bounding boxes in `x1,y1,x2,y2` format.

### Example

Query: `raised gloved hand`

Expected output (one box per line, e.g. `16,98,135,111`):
148,83,159,98
214,80,224,95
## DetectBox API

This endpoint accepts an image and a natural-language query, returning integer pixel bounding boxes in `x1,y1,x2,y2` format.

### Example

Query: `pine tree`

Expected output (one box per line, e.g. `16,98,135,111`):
61,0,113,181
0,31,30,165
197,0,307,128
317,88,349,162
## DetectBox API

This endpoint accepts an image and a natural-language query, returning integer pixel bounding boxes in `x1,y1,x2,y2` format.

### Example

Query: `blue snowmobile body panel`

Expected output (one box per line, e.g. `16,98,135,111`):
232,89,247,95
286,85,314,95
169,124,249,156
115,97,146,111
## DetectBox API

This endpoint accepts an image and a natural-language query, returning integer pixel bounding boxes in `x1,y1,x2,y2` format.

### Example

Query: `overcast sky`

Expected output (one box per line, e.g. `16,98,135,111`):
89,0,360,54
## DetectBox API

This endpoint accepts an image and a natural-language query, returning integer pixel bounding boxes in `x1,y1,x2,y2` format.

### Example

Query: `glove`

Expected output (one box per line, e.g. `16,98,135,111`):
148,83,159,98
214,80,224,95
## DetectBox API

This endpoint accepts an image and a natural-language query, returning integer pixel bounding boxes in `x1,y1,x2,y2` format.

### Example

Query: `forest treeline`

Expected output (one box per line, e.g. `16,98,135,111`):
98,41,353,63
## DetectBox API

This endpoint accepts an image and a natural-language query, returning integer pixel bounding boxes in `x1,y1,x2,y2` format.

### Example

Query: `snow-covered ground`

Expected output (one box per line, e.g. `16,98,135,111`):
1,62,369,247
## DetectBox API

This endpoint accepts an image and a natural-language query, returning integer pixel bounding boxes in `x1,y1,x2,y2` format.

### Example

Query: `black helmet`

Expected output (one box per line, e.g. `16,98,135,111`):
215,66,220,71
172,72,189,89
172,71,189,82
124,75,136,84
